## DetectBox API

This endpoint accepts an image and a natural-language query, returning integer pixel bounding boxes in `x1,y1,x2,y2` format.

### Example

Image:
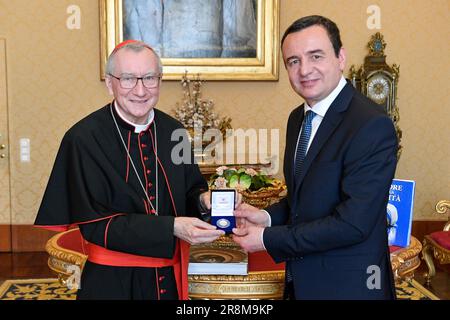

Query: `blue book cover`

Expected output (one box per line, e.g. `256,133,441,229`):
387,179,416,247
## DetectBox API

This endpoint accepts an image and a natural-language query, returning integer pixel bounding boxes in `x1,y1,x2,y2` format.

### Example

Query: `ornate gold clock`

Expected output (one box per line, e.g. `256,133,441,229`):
349,32,402,159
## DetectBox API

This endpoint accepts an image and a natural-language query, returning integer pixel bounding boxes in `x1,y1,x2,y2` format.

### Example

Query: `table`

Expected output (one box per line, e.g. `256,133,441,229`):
188,250,285,300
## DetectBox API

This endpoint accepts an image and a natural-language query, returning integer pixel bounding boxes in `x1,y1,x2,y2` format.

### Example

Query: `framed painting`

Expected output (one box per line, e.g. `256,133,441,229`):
99,0,279,80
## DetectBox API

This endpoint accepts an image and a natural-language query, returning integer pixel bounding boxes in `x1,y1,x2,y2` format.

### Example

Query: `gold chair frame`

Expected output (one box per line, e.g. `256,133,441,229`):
390,236,422,282
422,200,450,285
45,230,87,288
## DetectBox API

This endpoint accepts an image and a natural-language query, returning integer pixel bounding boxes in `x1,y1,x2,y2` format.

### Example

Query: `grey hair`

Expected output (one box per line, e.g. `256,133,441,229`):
105,41,163,75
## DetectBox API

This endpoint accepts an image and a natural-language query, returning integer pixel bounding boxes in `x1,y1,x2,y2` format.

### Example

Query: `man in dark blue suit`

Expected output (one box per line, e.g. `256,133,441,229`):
232,15,398,300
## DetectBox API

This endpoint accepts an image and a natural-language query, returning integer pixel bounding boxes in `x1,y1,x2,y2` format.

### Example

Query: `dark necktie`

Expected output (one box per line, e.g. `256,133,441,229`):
294,110,316,181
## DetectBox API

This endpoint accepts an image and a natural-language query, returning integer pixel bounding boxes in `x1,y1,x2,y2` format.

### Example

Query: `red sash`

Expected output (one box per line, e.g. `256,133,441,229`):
85,239,190,300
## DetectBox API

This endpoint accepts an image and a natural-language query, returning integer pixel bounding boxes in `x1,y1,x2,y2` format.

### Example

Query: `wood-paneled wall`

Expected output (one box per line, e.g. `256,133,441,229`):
0,225,57,252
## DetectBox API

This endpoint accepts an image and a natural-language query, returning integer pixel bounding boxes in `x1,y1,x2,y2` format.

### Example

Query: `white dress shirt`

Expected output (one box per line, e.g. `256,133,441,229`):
294,76,347,160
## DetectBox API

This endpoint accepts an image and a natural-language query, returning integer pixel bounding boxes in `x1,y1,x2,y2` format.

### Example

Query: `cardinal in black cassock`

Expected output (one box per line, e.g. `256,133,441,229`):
34,40,220,300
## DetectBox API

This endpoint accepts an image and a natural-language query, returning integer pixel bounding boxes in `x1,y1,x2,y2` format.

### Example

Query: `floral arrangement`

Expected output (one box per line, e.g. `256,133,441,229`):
209,166,286,209
209,166,283,193
173,72,231,142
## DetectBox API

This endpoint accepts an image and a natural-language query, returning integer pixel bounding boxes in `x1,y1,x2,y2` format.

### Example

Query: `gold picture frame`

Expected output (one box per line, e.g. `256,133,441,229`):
99,0,279,81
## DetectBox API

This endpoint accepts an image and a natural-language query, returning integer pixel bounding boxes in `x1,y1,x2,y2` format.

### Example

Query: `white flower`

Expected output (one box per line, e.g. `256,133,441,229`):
216,166,228,176
245,168,258,177
214,177,227,189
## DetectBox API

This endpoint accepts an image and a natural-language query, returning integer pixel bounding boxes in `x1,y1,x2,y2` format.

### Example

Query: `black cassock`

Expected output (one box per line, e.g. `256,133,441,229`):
35,103,207,300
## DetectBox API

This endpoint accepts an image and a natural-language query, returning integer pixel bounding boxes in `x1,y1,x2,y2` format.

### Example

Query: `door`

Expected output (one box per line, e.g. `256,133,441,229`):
0,38,12,251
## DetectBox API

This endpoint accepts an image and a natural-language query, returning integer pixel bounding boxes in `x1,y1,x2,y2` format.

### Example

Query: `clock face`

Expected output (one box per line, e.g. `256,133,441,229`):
367,75,390,104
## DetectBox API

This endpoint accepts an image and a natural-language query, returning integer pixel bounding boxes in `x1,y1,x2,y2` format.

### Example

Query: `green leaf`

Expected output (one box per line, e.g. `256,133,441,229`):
223,170,234,180
264,177,274,185
208,174,218,186
251,176,264,191
239,174,252,189
229,174,239,188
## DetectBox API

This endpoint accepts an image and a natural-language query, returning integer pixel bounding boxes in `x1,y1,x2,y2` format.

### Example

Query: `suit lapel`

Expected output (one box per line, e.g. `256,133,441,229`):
293,83,355,196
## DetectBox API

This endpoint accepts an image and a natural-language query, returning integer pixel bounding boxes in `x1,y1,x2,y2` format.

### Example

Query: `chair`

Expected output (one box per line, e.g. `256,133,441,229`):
46,228,87,287
422,200,450,285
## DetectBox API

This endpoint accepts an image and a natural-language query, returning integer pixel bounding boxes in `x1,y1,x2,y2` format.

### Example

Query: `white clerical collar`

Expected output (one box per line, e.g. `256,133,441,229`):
304,76,347,117
114,101,154,133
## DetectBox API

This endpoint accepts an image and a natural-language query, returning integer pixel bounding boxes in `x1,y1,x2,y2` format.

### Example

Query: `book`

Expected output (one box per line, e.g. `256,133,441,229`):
188,240,248,275
387,179,416,247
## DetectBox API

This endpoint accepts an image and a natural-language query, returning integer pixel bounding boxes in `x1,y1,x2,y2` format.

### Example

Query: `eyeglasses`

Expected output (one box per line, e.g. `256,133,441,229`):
108,73,162,89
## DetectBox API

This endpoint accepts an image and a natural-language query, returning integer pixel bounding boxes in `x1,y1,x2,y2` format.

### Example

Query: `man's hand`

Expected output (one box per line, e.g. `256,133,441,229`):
174,217,225,244
234,203,270,228
232,225,265,253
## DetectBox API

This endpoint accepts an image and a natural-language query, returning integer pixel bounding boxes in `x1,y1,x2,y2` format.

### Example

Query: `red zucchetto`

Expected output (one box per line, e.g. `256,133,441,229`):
111,39,152,55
